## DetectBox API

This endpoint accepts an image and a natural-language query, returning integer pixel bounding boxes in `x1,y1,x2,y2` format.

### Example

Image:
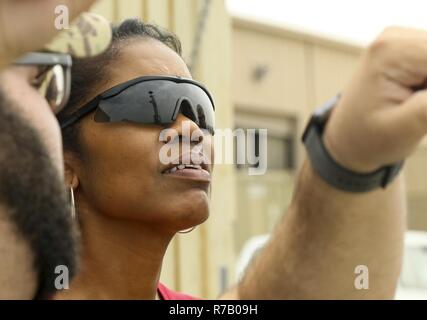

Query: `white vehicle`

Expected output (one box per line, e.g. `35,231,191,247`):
235,234,270,281
395,231,427,300
236,231,427,299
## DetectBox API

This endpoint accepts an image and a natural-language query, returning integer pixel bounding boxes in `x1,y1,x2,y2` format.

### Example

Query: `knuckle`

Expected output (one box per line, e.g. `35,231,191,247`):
368,26,401,56
409,91,427,124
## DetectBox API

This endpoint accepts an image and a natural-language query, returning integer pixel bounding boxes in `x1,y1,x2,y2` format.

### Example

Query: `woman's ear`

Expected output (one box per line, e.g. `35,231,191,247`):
64,152,80,190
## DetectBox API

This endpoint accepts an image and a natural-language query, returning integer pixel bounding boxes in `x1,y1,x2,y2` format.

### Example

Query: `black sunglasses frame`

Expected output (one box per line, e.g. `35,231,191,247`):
58,76,216,130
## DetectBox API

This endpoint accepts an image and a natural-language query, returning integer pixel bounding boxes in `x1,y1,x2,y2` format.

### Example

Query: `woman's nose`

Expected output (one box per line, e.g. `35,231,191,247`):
168,114,204,145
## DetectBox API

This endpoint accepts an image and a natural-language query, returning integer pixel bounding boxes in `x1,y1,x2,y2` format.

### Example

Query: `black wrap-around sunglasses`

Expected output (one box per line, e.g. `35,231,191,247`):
58,76,216,135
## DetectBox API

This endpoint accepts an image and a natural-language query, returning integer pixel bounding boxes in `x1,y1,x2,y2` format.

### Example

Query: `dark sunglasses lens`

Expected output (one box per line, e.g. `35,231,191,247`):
94,81,170,124
94,81,215,133
189,85,215,133
174,84,215,133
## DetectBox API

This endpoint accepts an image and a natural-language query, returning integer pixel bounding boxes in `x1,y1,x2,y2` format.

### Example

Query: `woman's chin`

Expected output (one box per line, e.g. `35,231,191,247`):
125,191,210,231
170,201,210,231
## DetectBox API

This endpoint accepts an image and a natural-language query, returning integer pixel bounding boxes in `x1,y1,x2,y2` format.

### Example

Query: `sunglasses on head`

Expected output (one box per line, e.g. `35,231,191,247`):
58,76,216,135
15,52,72,114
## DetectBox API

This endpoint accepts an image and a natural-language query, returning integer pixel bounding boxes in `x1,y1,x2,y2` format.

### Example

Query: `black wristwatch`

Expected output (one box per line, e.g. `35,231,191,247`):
302,95,404,192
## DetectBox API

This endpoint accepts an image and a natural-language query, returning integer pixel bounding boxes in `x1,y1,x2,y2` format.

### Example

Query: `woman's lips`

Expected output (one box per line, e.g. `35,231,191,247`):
162,165,211,182
161,152,212,182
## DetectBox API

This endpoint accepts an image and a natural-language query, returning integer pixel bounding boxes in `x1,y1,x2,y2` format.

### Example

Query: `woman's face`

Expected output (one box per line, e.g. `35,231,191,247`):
70,39,213,232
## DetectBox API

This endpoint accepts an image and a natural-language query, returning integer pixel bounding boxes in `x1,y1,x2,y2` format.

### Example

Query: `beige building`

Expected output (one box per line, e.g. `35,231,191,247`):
87,0,427,299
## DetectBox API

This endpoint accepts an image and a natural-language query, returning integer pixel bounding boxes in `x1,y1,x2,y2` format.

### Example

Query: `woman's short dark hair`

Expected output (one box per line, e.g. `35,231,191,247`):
58,18,182,156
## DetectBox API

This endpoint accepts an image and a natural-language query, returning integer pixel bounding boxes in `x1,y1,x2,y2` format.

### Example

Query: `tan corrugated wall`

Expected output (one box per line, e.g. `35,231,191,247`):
89,0,236,299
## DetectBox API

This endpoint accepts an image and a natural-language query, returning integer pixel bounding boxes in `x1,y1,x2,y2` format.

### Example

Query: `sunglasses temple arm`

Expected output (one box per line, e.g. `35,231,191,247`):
59,98,100,129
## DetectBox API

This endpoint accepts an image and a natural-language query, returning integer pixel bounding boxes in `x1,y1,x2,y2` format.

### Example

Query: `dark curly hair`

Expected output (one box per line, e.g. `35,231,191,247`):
58,18,182,156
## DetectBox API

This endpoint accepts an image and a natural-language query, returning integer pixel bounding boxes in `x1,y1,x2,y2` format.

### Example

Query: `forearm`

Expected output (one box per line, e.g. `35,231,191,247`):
238,159,406,299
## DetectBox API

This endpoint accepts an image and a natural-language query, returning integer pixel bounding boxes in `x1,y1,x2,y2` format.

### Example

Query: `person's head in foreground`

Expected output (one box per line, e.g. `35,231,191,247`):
0,11,111,300
0,58,77,300
55,19,214,300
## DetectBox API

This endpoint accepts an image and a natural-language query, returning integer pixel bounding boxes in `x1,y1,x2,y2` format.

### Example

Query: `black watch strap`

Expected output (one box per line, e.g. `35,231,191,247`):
302,96,403,193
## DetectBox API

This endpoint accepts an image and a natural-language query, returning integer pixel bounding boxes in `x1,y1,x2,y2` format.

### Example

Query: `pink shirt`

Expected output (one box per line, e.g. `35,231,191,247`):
157,283,199,300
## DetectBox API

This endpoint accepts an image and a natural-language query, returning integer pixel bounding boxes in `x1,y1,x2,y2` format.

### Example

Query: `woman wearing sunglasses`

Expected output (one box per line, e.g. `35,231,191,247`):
54,19,406,300
56,20,214,300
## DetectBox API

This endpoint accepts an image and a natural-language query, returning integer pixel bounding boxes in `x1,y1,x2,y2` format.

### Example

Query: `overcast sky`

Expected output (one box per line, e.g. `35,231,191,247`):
227,0,427,45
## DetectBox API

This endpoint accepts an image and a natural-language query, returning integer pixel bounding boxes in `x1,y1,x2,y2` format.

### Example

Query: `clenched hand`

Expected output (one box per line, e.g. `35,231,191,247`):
325,26,427,173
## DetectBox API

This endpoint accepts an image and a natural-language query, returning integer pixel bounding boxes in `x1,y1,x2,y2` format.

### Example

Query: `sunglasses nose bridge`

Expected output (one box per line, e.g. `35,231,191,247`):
170,98,204,138
175,97,198,124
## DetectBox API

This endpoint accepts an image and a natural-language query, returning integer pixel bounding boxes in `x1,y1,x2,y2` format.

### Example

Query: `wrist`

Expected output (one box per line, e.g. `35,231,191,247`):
322,125,382,174
302,95,404,192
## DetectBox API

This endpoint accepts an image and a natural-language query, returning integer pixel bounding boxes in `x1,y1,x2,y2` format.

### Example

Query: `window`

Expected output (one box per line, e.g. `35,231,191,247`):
234,112,296,172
